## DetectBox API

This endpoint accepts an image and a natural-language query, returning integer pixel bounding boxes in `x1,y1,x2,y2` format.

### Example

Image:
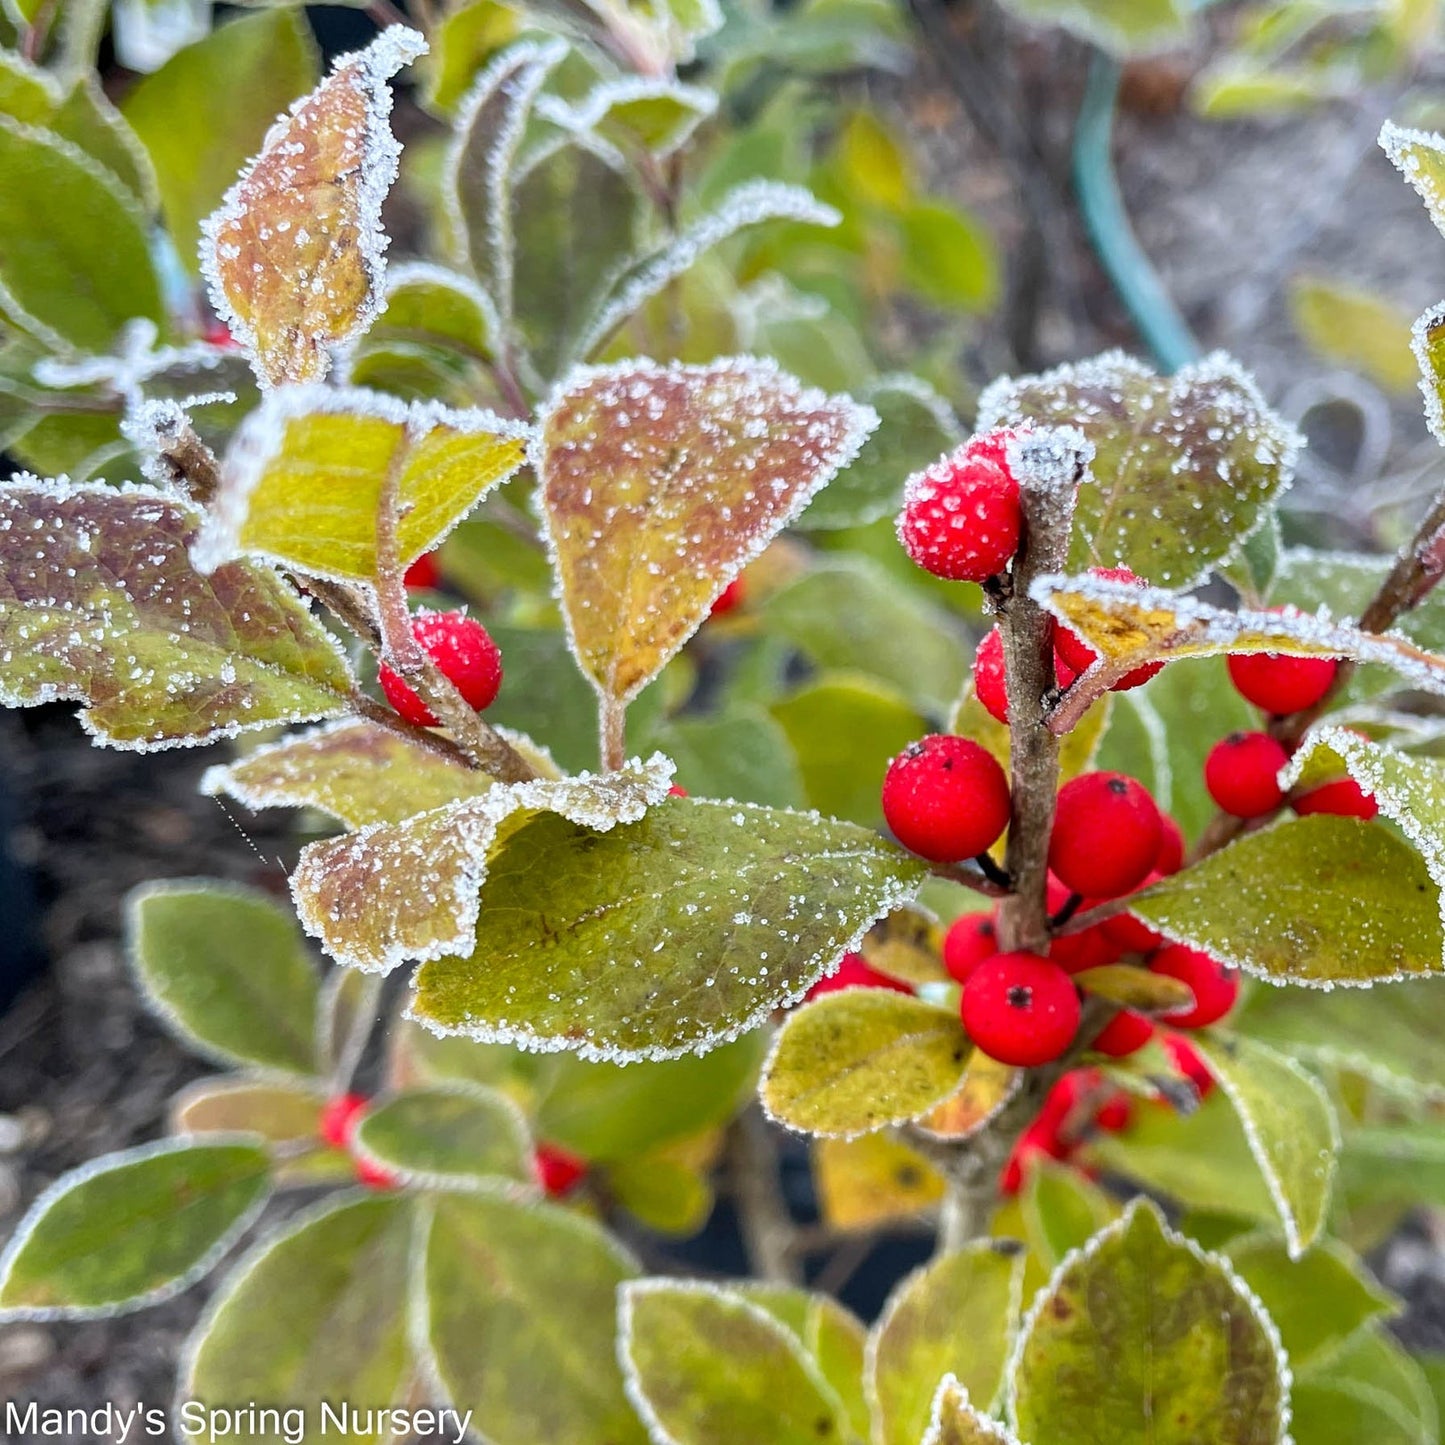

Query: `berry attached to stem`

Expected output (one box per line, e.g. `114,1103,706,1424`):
379,609,504,727
1204,731,1290,818
1049,771,1162,898
898,447,1021,583
942,912,999,984
882,735,1011,863
960,952,1081,1066
1227,645,1337,715
1150,943,1240,1029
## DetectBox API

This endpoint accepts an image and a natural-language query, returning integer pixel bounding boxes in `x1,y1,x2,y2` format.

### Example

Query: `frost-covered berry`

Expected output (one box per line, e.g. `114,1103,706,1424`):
1150,944,1239,1029
319,1093,368,1148
1049,772,1162,898
1052,568,1164,691
1227,646,1337,715
806,951,912,1000
1091,1009,1154,1058
1293,777,1378,820
1204,731,1289,818
972,625,1077,725
961,952,1080,1067
897,450,1021,583
403,552,441,590
379,610,503,727
535,1142,588,1197
1155,815,1186,875
942,911,998,984
354,1157,400,1191
1162,1031,1214,1098
710,576,746,617
882,735,1011,862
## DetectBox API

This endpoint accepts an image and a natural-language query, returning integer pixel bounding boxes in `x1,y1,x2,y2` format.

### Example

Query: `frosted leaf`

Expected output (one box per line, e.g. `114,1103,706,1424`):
575,182,840,360
980,351,1299,589
200,26,428,389
360,260,494,360
201,718,556,830
1381,121,1445,241
912,1048,1021,1142
192,383,529,581
407,797,926,1062
534,356,877,707
0,476,353,749
1410,301,1445,446
923,1377,1022,1445
292,753,676,974
540,76,717,160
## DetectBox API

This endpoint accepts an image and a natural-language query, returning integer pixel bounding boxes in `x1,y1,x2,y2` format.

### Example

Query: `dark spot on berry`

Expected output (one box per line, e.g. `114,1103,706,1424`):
941,757,954,771
1006,985,1033,1010
1106,777,1129,795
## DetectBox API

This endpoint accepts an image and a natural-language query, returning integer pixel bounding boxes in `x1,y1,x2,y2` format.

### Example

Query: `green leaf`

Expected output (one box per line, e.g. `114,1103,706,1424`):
647,707,805,808
353,1083,532,1189
866,1242,1024,1444
1288,1379,1432,1445
0,50,58,124
619,1280,851,1445
48,73,158,211
1009,1201,1290,1445
1131,816,1445,985
1190,1033,1339,1256
1291,277,1418,395
771,674,925,827
293,755,675,976
797,375,961,531
0,1140,270,1318
760,990,970,1137
979,352,1297,588
535,357,875,708
1303,1325,1441,1444
366,261,492,359
0,116,162,351
1270,546,1445,653
1021,1158,1119,1268
181,1194,413,1443
761,558,968,713
994,0,1188,55
320,966,381,1085
899,199,999,310
194,387,528,583
608,1151,713,1235
1383,122,1445,243
128,880,319,1075
123,11,315,271
408,796,925,1061
535,1035,765,1162
1224,1232,1397,1371
562,76,716,160
425,1193,646,1445
0,479,353,748
923,1377,1022,1445
202,719,511,830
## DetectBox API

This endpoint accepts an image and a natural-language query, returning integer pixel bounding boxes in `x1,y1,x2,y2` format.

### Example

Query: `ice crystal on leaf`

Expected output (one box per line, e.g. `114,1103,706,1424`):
533,356,877,708
0,476,352,749
200,26,428,389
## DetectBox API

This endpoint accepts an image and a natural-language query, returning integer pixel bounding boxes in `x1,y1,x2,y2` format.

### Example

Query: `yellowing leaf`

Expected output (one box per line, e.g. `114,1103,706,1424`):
813,1133,945,1231
915,1050,1020,1141
1291,277,1417,394
292,754,674,974
201,27,428,389
535,357,876,706
193,385,528,581
0,478,352,749
924,1377,1021,1445
1410,300,1445,445
1382,121,1445,241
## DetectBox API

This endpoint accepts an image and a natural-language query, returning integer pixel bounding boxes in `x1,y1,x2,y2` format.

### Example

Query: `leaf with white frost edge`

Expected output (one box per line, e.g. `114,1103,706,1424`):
541,76,717,161
193,385,529,581
923,1377,1022,1445
201,27,428,389
1381,122,1445,242
0,1138,271,1321
1005,1199,1291,1445
407,796,927,1062
0,477,353,750
292,753,674,975
1191,1032,1340,1258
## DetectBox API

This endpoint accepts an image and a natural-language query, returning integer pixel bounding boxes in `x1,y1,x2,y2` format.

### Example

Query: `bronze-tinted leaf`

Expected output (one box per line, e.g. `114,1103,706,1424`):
0,478,351,748
534,357,877,705
201,27,427,388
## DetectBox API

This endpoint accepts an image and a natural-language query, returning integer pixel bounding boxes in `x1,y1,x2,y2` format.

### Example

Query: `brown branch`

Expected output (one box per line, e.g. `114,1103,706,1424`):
728,1109,799,1285
600,695,628,773
350,691,489,772
146,412,224,506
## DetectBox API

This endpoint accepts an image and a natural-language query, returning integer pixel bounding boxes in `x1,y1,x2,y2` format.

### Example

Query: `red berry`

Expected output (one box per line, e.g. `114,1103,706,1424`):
999,1116,1066,1196
1293,778,1378,820
1150,944,1239,1029
973,625,1077,725
882,735,1011,863
1155,815,1186,874
535,1142,588,1197
403,552,441,591
1037,1068,1096,1137
1101,877,1164,955
960,427,1022,473
1050,922,1120,974
354,1156,400,1191
942,912,998,984
202,319,238,348
1227,646,1337,715
1204,732,1289,818
710,576,746,617
806,951,912,1001
1049,771,1162,898
378,610,503,727
1091,1009,1155,1058
961,952,1080,1067
1095,1091,1133,1132
1162,1031,1214,1099
319,1093,368,1149
668,784,689,798
1053,568,1165,691
898,452,1021,583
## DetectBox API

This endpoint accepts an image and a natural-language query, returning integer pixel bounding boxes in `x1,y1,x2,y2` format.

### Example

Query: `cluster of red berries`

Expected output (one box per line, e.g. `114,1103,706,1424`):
1203,643,1376,821
999,1067,1132,1195
318,1093,400,1191
379,608,504,727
